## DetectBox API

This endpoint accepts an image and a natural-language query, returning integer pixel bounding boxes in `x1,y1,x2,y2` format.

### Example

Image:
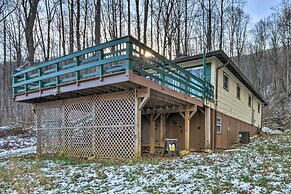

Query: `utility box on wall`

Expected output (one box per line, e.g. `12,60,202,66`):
239,131,250,144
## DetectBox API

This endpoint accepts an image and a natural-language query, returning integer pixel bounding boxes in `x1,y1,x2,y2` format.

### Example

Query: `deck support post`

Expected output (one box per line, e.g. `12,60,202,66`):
134,97,142,158
150,114,155,154
135,88,151,158
160,114,166,148
205,106,211,149
180,105,197,151
149,114,160,154
185,109,190,151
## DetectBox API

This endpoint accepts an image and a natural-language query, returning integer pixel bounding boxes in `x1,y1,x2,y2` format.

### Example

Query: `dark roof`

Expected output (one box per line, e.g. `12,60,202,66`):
174,50,268,105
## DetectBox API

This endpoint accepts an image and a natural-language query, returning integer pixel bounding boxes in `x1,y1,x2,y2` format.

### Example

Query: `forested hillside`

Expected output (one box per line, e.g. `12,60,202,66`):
0,0,290,129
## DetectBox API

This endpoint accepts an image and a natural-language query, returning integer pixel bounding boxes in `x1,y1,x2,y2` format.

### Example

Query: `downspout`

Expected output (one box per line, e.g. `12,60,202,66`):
214,60,229,149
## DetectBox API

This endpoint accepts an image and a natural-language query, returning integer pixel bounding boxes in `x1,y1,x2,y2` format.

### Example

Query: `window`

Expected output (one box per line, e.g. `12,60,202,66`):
236,84,241,99
188,66,204,98
258,103,261,114
223,72,229,91
216,117,222,133
248,95,252,107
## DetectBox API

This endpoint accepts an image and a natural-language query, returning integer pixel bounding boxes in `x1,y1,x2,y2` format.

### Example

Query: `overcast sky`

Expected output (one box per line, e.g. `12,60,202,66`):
244,0,281,24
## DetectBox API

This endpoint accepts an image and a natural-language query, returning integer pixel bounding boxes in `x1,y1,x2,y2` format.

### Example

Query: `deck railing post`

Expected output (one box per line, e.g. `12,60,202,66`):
126,42,133,74
38,68,42,91
161,62,165,85
55,63,59,86
12,74,16,96
185,74,189,96
99,50,104,80
24,72,28,93
75,56,80,83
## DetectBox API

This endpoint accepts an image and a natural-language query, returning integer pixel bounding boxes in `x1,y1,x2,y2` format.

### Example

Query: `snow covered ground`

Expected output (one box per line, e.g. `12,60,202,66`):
0,132,290,193
0,126,36,158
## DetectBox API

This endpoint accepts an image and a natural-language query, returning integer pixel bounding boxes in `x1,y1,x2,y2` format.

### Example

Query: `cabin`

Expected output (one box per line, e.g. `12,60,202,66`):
12,36,267,158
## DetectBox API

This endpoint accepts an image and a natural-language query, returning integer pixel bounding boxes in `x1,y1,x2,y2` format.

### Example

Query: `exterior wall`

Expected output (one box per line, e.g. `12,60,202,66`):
141,116,160,146
177,57,263,128
141,111,206,150
216,111,259,148
215,63,262,128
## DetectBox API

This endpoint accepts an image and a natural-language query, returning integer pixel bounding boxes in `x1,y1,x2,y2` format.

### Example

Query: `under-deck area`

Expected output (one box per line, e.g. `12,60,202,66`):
13,36,214,158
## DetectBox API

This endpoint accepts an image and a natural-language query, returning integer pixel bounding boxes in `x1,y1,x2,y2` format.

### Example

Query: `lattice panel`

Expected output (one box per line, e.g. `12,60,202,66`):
36,90,136,158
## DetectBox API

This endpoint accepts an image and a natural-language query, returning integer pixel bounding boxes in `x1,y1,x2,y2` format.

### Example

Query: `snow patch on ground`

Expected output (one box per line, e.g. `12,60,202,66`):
0,146,36,158
0,133,290,193
261,127,282,134
0,125,36,158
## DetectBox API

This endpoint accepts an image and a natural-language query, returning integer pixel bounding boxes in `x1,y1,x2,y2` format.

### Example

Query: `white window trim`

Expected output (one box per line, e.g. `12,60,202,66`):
258,103,261,114
223,72,229,91
236,83,241,100
248,94,252,107
217,117,222,133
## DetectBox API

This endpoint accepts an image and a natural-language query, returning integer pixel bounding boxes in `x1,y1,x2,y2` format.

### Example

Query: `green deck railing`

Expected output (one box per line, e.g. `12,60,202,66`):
13,36,214,101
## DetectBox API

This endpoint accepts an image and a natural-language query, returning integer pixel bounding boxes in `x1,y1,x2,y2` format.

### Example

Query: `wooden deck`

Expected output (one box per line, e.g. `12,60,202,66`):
13,36,213,107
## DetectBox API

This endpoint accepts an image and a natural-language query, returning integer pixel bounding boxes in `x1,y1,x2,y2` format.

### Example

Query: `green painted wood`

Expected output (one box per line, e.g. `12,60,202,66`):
81,71,100,79
43,68,56,75
13,36,131,77
60,62,75,70
13,35,214,101
13,54,128,87
75,56,80,82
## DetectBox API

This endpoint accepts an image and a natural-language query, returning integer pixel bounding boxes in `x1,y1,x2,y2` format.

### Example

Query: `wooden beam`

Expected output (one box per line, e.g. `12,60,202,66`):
150,114,155,154
128,70,204,106
142,105,197,115
185,109,190,151
160,114,166,148
205,106,211,149
137,87,150,98
138,88,150,110
154,114,160,121
189,105,198,119
179,112,185,119
199,107,205,115
134,97,142,158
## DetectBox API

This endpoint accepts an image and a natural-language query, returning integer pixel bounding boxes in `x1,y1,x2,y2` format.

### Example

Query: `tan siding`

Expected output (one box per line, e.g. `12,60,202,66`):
177,56,263,128
216,64,262,127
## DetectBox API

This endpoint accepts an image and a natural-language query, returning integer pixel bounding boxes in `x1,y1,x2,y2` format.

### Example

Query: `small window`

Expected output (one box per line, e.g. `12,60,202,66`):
248,95,252,107
258,103,261,114
223,72,229,91
216,117,222,133
236,84,241,99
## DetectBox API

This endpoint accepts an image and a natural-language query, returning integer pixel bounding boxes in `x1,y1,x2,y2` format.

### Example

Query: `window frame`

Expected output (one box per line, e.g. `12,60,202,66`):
223,72,229,91
258,103,261,114
216,117,222,133
236,83,241,100
248,94,252,107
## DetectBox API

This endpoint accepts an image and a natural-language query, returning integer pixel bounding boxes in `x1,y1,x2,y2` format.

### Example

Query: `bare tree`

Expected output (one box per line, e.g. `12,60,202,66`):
95,0,101,44
22,0,40,66
135,0,141,41
143,0,149,44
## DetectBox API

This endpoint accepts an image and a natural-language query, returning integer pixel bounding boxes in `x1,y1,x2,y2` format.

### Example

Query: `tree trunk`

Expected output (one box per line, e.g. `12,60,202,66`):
135,0,140,41
23,0,40,66
69,0,74,52
60,0,66,55
1,19,7,125
83,0,88,49
219,0,224,50
128,0,130,35
95,0,101,44
76,0,81,51
206,0,212,51
184,0,188,54
143,0,149,45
